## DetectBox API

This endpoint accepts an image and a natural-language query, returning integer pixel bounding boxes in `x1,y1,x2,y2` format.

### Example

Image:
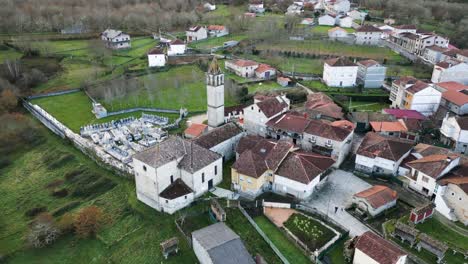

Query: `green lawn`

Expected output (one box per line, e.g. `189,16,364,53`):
302,80,328,91
257,39,405,63
30,91,180,133
225,208,281,264
190,34,247,50
415,218,468,251
323,237,348,264
283,213,336,251
247,81,284,93
0,46,22,62
244,54,323,74
254,216,310,264
347,101,389,112
386,65,433,79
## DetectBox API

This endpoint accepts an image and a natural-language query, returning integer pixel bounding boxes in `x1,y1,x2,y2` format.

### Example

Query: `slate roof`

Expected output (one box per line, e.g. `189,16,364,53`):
159,179,193,199
357,133,413,161
192,223,255,264
355,231,407,264
275,151,335,184
354,185,398,209
325,57,356,67
194,123,243,149
406,154,459,179
256,97,289,118
133,137,221,173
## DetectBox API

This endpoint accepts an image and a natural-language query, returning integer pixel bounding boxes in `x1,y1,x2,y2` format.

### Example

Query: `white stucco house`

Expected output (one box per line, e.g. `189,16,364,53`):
225,59,259,78
355,132,413,176
147,48,166,67
390,77,441,116
347,10,367,22
353,185,398,217
356,59,386,88
355,25,382,45
354,231,408,264
338,16,353,28
431,61,468,85
440,115,468,154
243,95,290,136
101,29,131,49
323,57,358,87
328,27,348,39
132,137,222,214
333,0,351,14
186,26,208,42
318,14,336,26
207,25,229,37
167,39,186,56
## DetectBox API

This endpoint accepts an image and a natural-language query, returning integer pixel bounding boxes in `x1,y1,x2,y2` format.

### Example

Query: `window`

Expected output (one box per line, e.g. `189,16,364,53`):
240,176,244,181
166,200,168,204
170,175,174,183
251,106,254,110
143,165,147,171
247,178,252,184
202,173,205,183
422,176,429,183
215,166,218,175
452,192,455,196
185,195,187,200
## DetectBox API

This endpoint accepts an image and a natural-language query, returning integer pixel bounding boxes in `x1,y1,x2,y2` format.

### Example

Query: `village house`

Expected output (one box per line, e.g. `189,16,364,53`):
277,76,292,87
303,92,344,120
378,25,395,40
389,30,449,56
431,60,468,85
435,82,468,116
435,164,468,225
192,223,255,264
390,77,441,116
347,10,367,22
186,26,208,42
243,95,290,136
338,15,353,28
184,123,208,139
383,109,427,121
207,25,229,37
328,27,348,40
353,231,408,264
100,29,131,49
318,14,336,26
393,24,417,34
193,123,244,161
323,57,358,87
147,47,167,67
231,137,335,199
398,143,454,177
455,49,468,62
248,0,265,13
404,153,460,198
370,119,421,142
254,64,276,79
355,25,382,46
355,132,413,176
264,112,354,166
167,39,186,56
423,45,449,64
352,185,398,217
349,111,395,132
440,115,468,154
132,137,223,214
356,59,386,88
332,0,351,14
224,59,259,78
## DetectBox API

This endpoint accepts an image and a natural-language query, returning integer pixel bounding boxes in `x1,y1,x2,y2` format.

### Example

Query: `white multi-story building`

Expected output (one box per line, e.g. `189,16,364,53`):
338,16,353,28
355,25,382,45
323,57,358,87
440,115,468,154
390,77,441,116
318,14,336,26
356,59,386,88
147,48,166,67
435,165,468,226
101,29,131,49
431,61,468,85
186,26,208,42
328,27,348,39
243,95,289,136
423,45,449,64
355,132,413,176
133,137,222,214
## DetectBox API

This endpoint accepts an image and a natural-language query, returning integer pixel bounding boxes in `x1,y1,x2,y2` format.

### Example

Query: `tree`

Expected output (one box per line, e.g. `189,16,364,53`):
27,213,60,248
74,206,104,238
0,88,18,114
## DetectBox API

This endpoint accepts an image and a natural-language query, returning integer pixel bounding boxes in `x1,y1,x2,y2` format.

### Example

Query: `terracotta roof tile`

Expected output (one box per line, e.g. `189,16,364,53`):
256,97,289,118
230,59,258,67
356,25,382,32
442,90,468,106
266,113,310,134
407,154,459,179
354,185,397,209
357,133,413,161
194,123,243,149
325,57,356,67
406,80,430,94
456,116,468,130
255,64,275,74
275,151,335,184
304,93,343,119
383,109,426,120
355,231,407,264
305,119,352,141
208,25,225,31
370,121,407,132
436,81,468,92
184,123,207,138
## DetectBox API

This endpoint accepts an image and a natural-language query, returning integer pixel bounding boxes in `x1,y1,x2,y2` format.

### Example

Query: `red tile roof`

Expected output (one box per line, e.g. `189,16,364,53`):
171,39,185,45
331,120,355,130
275,151,335,184
230,59,258,67
370,121,407,132
304,93,344,119
383,109,426,120
255,63,275,74
266,113,310,134
436,81,468,92
438,164,468,194
356,25,382,32
406,154,459,179
207,25,225,31
257,97,289,118
354,185,397,209
406,80,430,94
357,132,413,161
305,119,353,141
184,123,207,138
355,231,407,264
325,57,356,67
442,90,468,106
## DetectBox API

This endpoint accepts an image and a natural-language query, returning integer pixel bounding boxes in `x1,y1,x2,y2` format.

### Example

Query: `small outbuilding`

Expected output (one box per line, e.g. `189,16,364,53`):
353,185,398,217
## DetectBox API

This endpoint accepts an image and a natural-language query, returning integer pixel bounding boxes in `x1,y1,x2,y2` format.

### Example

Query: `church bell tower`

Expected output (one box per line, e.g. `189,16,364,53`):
206,57,225,128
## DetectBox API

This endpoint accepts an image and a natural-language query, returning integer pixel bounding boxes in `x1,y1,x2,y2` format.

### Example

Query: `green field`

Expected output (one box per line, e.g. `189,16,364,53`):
415,218,468,251
30,91,180,132
311,25,355,34
0,46,22,62
254,216,310,264
323,238,347,264
247,81,284,93
244,54,323,74
257,39,405,63
347,101,389,112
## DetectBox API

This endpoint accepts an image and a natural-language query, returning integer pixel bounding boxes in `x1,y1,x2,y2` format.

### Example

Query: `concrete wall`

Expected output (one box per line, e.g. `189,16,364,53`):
273,174,321,200
210,132,245,161
357,65,386,88
323,64,358,87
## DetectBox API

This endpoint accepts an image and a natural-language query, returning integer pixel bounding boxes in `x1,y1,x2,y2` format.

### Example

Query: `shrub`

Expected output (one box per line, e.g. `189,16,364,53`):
25,206,47,218
74,206,104,238
71,177,116,198
26,213,60,248
47,153,75,169
51,201,81,217
0,158,11,169
57,213,75,234
51,188,69,198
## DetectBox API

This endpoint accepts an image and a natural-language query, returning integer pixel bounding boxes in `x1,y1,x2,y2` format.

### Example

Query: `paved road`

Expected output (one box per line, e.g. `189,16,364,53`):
302,170,372,237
